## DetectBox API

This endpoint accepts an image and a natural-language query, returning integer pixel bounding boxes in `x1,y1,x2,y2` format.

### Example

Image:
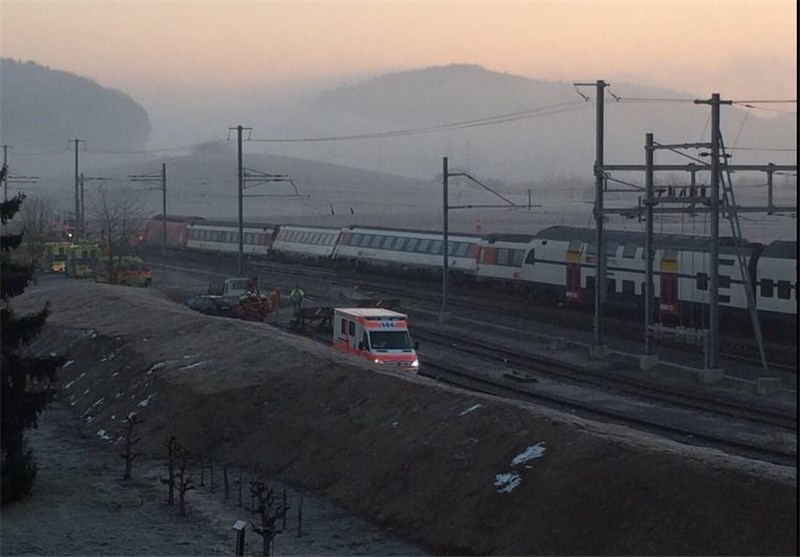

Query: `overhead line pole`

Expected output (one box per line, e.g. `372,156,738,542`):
130,164,168,283
575,80,608,356
70,139,86,229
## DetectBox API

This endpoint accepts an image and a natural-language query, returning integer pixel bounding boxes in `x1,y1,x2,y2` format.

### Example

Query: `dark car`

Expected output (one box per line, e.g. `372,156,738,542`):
184,295,234,317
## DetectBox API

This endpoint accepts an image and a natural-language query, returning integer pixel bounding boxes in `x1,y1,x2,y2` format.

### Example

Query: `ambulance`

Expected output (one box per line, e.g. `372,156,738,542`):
332,308,419,373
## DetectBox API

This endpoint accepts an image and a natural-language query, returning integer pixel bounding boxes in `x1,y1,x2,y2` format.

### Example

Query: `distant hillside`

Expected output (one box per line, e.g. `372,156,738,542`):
263,64,797,183
0,59,151,150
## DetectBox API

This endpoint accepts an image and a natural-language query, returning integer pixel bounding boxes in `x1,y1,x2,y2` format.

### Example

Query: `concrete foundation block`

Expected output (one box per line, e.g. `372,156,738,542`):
757,377,782,396
639,354,659,371
698,368,724,384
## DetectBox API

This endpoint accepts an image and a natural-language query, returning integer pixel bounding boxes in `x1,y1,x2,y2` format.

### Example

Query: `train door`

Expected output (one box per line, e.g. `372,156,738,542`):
659,250,679,318
565,240,582,303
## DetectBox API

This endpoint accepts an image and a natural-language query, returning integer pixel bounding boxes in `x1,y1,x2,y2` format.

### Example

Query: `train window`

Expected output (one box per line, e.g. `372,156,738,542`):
622,244,637,258
719,275,731,289
663,250,678,261
430,240,442,254
393,237,407,251
455,243,469,257
351,233,363,246
381,236,394,249
719,294,731,304
497,249,510,266
244,233,252,244
622,280,635,295
512,250,525,267
585,243,596,255
777,281,791,299
606,242,619,256
524,249,535,264
696,273,709,291
719,258,734,266
370,235,383,248
418,239,431,253
607,279,616,293
568,240,582,252
405,238,419,252
760,279,774,297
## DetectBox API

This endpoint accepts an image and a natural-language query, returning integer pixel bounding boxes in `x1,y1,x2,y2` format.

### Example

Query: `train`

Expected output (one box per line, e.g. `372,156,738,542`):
139,215,797,336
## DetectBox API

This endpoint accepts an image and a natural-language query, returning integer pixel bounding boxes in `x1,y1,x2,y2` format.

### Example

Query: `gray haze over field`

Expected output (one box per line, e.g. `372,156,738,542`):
2,62,796,241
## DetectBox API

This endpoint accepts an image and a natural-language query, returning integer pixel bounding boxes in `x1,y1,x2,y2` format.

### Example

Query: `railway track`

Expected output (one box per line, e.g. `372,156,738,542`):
144,249,798,464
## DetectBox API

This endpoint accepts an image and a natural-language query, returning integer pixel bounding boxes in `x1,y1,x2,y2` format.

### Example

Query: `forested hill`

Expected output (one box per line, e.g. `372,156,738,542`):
0,59,151,151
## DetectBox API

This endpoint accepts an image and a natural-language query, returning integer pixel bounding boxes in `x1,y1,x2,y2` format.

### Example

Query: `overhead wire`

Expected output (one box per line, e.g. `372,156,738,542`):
246,100,590,143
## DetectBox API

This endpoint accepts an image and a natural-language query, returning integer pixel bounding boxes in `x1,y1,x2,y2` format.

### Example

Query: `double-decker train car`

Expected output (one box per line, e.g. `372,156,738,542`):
268,224,342,263
519,226,767,326
475,234,534,288
333,225,481,280
755,240,797,331
186,220,276,256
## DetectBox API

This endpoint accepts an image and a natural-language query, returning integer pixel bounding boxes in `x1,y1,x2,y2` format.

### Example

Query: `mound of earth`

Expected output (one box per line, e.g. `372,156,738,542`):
8,277,798,555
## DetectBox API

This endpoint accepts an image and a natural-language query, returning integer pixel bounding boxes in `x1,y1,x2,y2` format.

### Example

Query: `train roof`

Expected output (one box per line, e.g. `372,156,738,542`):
535,225,758,253
188,219,277,230
275,223,343,232
149,214,206,223
481,233,537,244
344,224,483,240
761,240,798,259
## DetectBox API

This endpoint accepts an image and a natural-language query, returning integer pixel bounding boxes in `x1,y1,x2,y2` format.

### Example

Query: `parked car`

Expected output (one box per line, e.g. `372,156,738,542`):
184,295,235,317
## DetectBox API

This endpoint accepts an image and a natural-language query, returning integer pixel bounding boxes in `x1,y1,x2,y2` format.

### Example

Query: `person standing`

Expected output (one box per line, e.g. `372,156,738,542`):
289,284,305,315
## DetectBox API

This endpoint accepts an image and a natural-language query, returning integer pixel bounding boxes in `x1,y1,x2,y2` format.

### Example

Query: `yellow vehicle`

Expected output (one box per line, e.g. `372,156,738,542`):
66,242,100,279
96,255,152,287
45,241,74,273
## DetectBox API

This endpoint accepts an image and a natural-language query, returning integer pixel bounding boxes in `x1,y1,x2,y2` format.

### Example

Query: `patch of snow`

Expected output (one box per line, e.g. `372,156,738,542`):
62,360,75,368
138,395,154,408
146,362,168,375
83,389,90,395
459,404,482,416
64,381,75,389
494,473,521,493
511,442,546,467
92,397,105,408
180,361,208,370
96,429,111,441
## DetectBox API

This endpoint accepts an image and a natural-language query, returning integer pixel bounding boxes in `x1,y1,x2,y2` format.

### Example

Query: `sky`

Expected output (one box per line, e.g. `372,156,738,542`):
2,0,797,103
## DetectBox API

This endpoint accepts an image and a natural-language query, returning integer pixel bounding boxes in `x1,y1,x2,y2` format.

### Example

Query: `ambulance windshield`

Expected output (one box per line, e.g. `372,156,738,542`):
369,330,413,350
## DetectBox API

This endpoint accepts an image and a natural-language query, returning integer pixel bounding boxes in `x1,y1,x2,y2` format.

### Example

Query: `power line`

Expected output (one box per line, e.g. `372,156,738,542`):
247,101,589,143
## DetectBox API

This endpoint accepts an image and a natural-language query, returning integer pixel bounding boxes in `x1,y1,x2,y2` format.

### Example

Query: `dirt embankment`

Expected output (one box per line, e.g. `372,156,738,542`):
10,278,799,555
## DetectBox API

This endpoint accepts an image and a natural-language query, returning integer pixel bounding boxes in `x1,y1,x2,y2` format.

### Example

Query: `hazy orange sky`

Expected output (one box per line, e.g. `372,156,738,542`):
2,1,797,101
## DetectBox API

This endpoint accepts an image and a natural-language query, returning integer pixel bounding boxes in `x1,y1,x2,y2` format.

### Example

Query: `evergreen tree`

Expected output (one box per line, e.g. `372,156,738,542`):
1,176,64,504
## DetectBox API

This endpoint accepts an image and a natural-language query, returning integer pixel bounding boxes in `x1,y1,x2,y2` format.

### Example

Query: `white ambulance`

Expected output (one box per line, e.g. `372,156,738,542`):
332,308,419,373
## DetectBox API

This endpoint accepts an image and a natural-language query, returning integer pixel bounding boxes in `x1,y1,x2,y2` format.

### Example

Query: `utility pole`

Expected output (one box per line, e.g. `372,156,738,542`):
69,139,86,228
442,157,449,317
574,80,608,356
130,164,168,283
440,157,518,321
230,124,298,276
600,95,794,374
237,125,245,275
2,145,9,202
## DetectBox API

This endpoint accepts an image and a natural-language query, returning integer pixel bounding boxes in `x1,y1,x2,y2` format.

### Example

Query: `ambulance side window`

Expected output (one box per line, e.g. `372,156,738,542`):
340,319,348,335
360,331,369,350
348,321,355,336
